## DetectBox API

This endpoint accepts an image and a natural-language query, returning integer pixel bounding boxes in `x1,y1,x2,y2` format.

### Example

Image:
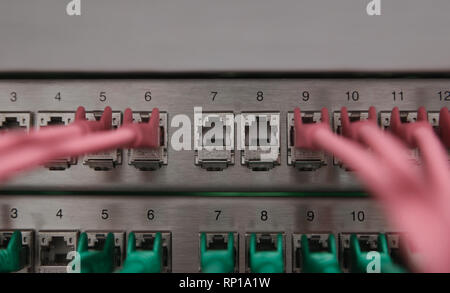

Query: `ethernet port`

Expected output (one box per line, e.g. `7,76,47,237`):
245,232,285,273
428,111,450,160
380,110,420,163
83,111,122,170
386,233,409,268
292,233,336,273
0,230,34,272
37,112,77,170
0,112,31,132
194,108,234,171
37,230,78,273
287,111,326,171
239,112,280,171
339,233,379,273
333,110,370,167
86,231,125,269
199,232,238,273
128,112,168,170
132,231,172,272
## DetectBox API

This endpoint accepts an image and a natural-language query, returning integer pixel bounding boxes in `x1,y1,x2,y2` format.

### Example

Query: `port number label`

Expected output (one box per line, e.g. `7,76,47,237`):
10,92,17,102
101,209,109,220
351,211,365,222
392,91,404,101
56,209,63,219
439,91,450,101
306,210,315,222
301,91,310,101
256,91,264,102
346,91,360,101
99,91,107,102
147,209,155,220
260,210,268,221
54,92,61,101
214,210,222,221
144,91,152,101
210,91,218,101
10,208,18,219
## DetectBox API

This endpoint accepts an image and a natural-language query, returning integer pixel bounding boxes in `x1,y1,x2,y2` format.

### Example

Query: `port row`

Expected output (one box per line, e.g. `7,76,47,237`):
0,230,408,273
0,109,447,171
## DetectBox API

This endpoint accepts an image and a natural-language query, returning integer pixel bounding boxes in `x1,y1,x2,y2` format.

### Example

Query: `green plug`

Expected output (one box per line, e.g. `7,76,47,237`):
121,232,163,273
77,232,115,273
0,231,23,273
301,234,341,273
200,233,235,273
349,233,406,273
249,233,284,273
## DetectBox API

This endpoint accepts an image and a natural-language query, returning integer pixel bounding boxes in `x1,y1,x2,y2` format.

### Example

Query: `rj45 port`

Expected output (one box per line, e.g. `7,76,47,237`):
83,111,123,170
239,112,280,171
128,112,168,170
194,109,235,171
37,111,77,170
287,111,326,171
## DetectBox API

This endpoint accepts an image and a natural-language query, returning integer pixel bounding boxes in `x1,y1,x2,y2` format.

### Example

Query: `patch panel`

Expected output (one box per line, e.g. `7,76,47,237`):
0,78,446,192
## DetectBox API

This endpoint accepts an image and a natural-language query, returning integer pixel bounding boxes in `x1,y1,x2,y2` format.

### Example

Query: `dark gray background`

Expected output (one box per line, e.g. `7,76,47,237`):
1,0,450,72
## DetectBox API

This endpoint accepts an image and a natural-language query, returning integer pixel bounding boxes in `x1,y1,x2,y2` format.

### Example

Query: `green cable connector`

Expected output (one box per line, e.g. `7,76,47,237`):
0,231,23,273
200,233,235,273
77,232,115,273
349,233,407,273
121,232,163,273
249,233,284,273
301,234,341,273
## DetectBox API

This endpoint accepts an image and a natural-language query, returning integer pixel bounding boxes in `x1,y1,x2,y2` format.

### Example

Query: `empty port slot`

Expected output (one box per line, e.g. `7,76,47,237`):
246,232,285,273
133,231,171,272
239,112,280,171
86,231,125,268
0,112,31,131
0,230,34,272
292,233,331,273
83,111,122,170
128,112,168,170
287,111,326,171
37,231,78,273
194,109,234,171
37,112,77,170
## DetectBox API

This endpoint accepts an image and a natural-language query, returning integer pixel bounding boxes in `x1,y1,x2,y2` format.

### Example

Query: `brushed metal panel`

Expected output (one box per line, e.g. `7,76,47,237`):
0,78,447,191
0,195,388,272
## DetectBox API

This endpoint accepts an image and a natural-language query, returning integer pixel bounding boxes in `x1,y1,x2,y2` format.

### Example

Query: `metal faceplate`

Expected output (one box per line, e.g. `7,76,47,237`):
0,195,388,272
0,78,448,192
